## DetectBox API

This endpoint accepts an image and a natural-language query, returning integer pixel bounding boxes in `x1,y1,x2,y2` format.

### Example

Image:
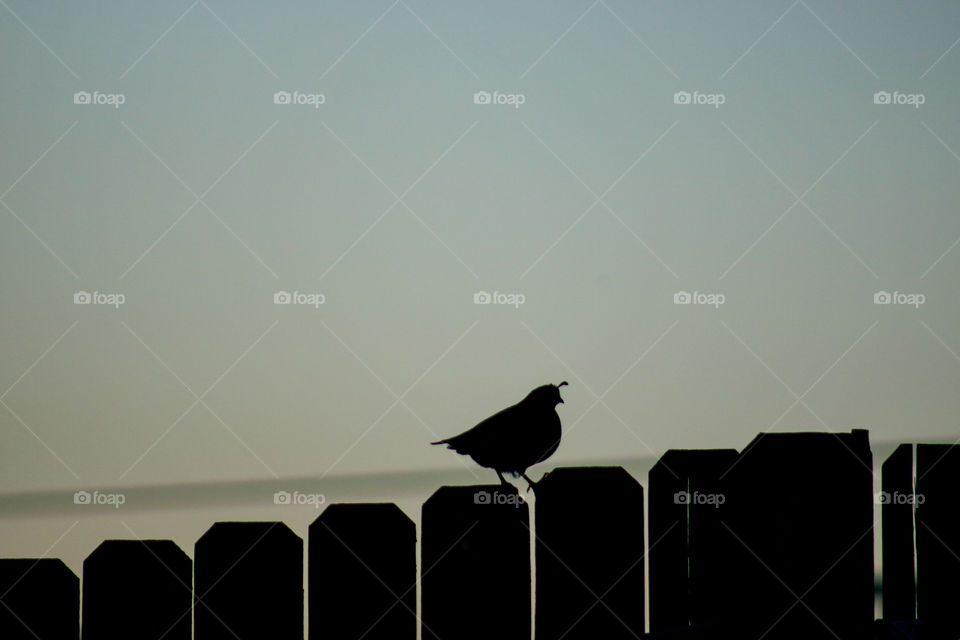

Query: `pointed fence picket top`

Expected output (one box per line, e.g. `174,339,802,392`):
309,503,416,640
916,444,960,632
82,539,191,640
721,430,873,640
0,558,78,640
194,522,303,640
648,449,738,632
421,484,530,640
881,443,915,621
534,466,645,640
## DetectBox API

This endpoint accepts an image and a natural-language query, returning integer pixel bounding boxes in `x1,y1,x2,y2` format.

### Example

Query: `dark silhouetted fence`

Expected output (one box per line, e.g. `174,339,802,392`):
882,443,960,637
195,522,302,640
309,503,416,640
535,466,645,640
0,558,77,640
82,539,191,640
421,483,530,640
649,448,738,632
5,429,960,640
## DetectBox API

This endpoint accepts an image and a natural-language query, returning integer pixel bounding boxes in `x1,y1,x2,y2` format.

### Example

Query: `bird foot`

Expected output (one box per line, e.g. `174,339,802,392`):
522,473,538,493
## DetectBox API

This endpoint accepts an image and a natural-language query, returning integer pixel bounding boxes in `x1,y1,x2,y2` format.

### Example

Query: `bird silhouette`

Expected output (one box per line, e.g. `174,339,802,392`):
431,382,567,489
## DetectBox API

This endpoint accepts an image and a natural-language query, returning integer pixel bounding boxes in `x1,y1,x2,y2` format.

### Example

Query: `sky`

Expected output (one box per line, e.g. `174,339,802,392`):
1,0,959,627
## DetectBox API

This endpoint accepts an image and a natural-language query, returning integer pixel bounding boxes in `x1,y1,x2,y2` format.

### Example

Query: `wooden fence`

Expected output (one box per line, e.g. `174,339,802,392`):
1,429,957,639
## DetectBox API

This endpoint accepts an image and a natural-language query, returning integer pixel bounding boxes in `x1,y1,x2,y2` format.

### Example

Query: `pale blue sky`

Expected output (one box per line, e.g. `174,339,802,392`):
1,1,959,601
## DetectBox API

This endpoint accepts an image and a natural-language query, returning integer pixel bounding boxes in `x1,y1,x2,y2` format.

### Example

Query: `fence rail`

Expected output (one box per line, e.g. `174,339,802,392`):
1,429,957,640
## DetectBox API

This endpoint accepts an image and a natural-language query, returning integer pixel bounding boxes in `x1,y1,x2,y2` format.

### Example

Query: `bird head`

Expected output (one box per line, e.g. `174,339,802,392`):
528,381,568,406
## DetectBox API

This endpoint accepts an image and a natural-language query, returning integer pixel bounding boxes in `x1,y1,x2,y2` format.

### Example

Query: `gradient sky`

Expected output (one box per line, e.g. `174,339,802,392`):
1,0,959,619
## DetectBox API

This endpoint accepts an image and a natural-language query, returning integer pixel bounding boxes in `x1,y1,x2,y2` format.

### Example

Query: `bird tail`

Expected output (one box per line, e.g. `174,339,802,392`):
430,439,447,446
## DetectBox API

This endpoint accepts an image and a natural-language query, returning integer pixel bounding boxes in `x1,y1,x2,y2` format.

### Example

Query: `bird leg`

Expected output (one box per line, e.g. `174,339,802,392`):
521,473,538,493
496,470,509,485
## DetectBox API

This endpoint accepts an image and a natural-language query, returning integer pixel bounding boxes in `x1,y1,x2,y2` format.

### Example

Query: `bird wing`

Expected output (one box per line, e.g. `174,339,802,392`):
431,403,526,457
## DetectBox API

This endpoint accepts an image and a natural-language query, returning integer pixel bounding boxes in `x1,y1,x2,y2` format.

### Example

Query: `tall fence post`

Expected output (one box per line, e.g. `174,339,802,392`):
0,558,78,640
916,444,960,633
881,443,914,620
194,522,302,640
82,539,191,640
722,430,873,640
648,449,738,632
535,466,645,640
421,484,530,640
309,503,416,640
